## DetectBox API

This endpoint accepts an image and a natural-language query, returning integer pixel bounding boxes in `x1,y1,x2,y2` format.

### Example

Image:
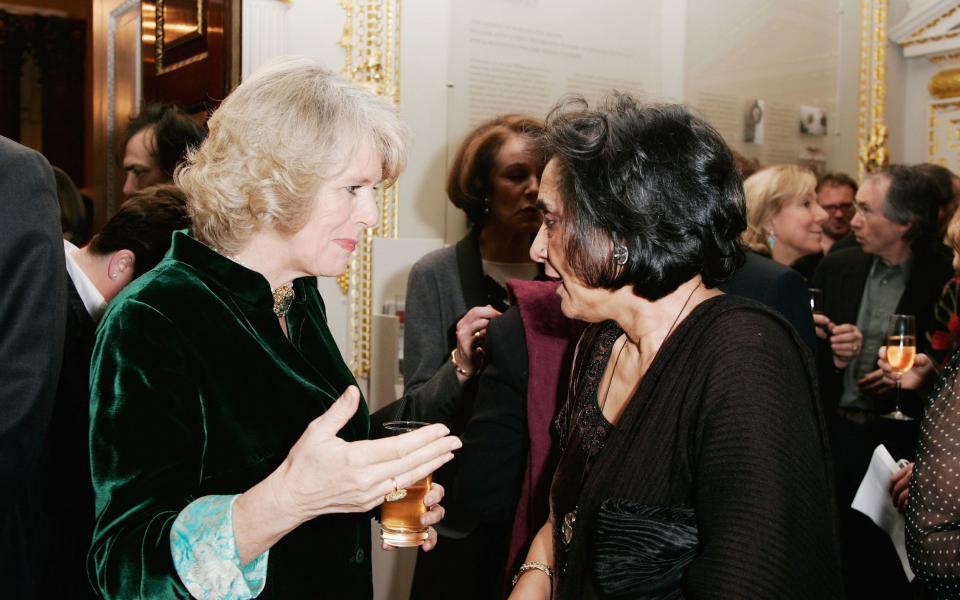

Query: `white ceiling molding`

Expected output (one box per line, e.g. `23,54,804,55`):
890,1,960,58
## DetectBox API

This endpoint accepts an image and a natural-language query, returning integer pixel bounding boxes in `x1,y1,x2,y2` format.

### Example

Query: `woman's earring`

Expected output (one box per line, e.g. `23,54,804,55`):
766,231,777,250
483,197,490,214
613,244,629,266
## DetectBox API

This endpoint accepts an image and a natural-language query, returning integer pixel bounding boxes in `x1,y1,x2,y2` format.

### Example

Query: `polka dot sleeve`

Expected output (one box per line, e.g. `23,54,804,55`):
907,351,960,594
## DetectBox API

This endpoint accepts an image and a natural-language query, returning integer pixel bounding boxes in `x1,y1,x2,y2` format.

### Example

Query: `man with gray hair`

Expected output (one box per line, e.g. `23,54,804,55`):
812,164,953,598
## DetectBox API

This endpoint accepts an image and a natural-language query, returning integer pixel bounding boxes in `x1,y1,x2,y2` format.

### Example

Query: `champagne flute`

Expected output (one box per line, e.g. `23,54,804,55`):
882,314,916,421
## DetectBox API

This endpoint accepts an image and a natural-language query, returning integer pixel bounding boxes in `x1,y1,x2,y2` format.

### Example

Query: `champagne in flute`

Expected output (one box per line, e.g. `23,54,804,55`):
886,335,916,373
882,315,916,421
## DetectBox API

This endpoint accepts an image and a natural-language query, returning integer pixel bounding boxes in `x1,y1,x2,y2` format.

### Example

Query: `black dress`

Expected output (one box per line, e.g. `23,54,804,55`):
549,296,843,599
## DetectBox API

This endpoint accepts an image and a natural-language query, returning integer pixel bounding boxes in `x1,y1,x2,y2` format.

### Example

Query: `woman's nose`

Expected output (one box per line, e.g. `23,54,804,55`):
530,223,548,263
813,202,828,224
526,176,540,197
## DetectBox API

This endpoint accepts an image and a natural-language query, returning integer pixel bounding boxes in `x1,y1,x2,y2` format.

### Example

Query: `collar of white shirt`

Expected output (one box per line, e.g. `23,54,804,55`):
63,240,107,321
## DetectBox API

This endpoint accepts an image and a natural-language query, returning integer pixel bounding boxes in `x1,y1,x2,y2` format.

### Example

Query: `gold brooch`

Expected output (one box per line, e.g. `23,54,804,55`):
273,283,295,318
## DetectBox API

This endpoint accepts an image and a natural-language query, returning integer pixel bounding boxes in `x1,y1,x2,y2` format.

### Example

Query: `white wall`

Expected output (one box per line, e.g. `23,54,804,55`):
885,0,910,163
903,56,941,164
398,0,453,242
835,0,864,176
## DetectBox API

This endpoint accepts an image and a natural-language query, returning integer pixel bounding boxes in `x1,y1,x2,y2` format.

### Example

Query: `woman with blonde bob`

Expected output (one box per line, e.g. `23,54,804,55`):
87,58,461,599
743,165,828,270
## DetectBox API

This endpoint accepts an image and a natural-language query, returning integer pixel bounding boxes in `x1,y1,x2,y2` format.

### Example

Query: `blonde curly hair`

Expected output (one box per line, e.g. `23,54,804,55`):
742,165,817,256
176,57,409,254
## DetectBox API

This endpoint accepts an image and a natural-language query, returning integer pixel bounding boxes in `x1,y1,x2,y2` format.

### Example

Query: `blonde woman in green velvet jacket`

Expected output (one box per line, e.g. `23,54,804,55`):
86,58,461,599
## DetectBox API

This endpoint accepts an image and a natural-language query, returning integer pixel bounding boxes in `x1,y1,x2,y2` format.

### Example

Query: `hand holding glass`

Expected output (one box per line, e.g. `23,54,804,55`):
883,314,916,421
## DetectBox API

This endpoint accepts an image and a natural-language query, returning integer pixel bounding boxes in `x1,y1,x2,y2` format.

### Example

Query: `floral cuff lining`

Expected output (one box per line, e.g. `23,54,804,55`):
170,494,269,599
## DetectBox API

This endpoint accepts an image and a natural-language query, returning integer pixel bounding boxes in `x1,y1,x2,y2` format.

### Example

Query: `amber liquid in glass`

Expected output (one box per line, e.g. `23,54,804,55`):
886,335,917,373
380,474,431,547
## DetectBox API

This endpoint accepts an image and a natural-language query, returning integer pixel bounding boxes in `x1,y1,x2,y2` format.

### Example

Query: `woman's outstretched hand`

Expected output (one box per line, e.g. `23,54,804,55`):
234,386,460,563
274,386,460,518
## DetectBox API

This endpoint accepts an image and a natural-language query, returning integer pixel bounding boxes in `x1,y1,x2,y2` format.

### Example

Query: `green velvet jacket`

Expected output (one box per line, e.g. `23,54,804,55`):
88,231,372,599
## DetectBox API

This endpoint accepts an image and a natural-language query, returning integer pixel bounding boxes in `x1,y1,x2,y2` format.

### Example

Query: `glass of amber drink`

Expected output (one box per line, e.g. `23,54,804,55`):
380,421,433,547
883,314,916,421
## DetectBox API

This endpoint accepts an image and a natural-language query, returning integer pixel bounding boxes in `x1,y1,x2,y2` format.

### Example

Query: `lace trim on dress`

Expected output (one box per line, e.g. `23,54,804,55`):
556,321,620,454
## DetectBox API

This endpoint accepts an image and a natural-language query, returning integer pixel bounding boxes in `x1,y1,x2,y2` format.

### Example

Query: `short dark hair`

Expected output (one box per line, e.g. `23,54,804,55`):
125,104,207,178
913,162,955,209
447,114,545,226
872,164,939,247
89,185,191,277
816,172,857,194
540,95,745,300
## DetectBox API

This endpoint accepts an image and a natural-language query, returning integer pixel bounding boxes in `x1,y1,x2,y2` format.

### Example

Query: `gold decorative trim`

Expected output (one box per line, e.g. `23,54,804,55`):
338,0,402,377
910,6,960,38
857,0,890,179
902,31,960,48
908,4,959,39
928,101,960,171
930,67,960,99
929,51,960,64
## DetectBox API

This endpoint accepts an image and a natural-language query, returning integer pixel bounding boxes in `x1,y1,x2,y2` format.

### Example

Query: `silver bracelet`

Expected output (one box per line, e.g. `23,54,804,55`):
512,561,553,587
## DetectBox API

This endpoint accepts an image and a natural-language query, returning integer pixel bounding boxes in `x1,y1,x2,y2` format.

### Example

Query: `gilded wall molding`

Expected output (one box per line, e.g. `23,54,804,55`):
928,101,960,170
890,1,960,58
931,67,960,98
907,4,959,39
338,0,402,377
857,0,890,179
929,51,960,64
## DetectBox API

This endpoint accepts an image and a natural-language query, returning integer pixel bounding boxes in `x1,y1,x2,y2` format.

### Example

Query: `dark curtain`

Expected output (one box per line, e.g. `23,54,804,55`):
0,10,86,187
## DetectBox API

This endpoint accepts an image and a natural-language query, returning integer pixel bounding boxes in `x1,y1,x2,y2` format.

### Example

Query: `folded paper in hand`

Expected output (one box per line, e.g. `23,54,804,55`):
851,444,914,581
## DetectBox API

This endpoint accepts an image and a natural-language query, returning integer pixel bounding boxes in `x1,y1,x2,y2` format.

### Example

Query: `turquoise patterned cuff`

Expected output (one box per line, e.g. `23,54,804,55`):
170,494,269,599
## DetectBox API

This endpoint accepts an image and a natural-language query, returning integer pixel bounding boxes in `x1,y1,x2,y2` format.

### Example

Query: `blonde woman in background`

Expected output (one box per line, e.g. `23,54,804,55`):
743,165,828,273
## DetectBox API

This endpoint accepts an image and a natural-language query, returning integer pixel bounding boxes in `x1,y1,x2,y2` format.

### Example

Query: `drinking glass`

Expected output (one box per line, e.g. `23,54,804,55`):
882,314,916,421
380,421,432,547
808,288,824,315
